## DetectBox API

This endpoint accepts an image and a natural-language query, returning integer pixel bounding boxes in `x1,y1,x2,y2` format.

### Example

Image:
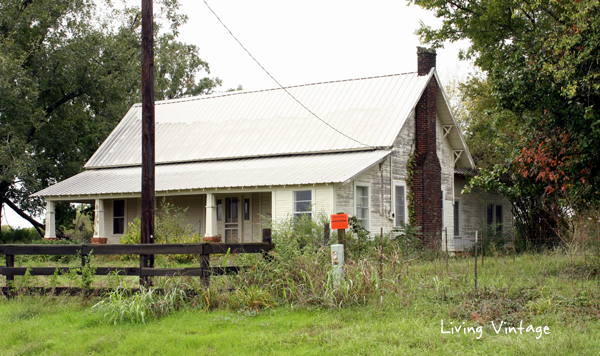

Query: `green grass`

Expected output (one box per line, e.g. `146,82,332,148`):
2,253,600,355
1,296,598,355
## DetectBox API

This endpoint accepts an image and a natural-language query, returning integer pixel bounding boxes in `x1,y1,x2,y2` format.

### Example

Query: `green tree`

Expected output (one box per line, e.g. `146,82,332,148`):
0,0,221,236
413,0,600,246
410,0,600,200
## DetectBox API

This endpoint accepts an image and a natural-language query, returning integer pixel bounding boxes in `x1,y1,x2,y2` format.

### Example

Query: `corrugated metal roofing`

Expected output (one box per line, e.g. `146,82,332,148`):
454,167,477,176
85,72,432,168
35,151,391,197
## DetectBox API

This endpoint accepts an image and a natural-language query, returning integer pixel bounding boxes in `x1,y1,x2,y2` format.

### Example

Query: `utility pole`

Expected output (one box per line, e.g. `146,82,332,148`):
140,0,155,285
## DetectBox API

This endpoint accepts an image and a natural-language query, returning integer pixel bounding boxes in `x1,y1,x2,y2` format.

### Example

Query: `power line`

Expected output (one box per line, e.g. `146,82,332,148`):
202,0,373,149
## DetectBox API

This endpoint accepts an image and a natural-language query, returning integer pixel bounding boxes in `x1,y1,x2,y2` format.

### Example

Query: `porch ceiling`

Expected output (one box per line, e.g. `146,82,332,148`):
33,150,391,198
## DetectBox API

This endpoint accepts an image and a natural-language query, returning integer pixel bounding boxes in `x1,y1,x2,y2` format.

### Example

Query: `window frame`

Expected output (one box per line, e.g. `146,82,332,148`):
244,198,250,221
485,203,504,234
355,185,370,230
454,200,461,237
393,181,408,227
113,199,126,235
293,190,313,220
217,199,223,221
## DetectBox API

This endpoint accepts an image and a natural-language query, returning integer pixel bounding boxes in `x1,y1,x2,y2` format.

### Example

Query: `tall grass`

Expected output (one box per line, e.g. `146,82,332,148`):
92,280,188,324
0,226,40,244
23,211,597,327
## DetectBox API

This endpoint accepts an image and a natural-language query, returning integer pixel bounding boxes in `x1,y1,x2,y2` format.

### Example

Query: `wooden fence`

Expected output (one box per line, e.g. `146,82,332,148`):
0,229,274,291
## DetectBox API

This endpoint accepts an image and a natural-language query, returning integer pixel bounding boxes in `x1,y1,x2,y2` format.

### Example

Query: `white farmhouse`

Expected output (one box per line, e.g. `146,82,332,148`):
33,48,511,251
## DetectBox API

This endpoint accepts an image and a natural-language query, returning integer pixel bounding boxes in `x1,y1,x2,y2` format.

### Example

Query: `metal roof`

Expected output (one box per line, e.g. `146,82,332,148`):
454,167,477,176
85,72,432,168
35,151,391,198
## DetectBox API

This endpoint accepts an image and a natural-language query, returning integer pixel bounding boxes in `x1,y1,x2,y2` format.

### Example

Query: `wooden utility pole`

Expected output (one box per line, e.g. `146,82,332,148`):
140,0,155,285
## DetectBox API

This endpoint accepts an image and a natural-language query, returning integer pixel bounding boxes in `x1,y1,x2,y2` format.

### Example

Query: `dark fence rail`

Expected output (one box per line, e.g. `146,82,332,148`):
1,229,274,291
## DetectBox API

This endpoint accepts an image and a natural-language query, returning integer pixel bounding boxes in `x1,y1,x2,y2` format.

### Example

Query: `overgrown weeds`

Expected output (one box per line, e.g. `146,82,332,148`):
92,279,188,324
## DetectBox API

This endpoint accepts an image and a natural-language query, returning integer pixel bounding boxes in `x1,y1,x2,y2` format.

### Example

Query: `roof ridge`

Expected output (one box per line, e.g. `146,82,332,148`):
136,71,419,107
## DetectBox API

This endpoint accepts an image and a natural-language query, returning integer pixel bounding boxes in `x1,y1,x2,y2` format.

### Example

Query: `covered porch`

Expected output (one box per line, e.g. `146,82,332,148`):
42,191,273,244
33,150,391,243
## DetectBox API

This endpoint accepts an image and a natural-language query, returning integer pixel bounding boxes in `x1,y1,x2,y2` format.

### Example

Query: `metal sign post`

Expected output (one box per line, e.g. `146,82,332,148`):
330,214,348,287
330,244,345,288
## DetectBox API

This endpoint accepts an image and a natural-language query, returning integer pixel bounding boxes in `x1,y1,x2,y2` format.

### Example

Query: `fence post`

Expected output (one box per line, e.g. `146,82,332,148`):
474,229,478,293
481,230,485,267
262,228,273,262
200,253,210,288
323,223,330,246
262,228,272,243
379,227,383,279
6,254,14,288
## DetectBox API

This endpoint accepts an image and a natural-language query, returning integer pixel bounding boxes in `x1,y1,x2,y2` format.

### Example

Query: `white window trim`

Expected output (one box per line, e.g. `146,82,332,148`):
292,188,314,218
354,184,371,230
392,181,408,228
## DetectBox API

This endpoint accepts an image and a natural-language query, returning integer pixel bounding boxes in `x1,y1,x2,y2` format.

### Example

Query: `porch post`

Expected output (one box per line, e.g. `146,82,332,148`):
44,200,56,239
92,199,107,244
205,193,218,238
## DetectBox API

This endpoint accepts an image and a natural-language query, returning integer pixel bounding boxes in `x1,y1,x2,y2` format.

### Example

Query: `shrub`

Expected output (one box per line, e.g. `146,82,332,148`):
230,212,428,309
0,226,40,244
120,198,203,263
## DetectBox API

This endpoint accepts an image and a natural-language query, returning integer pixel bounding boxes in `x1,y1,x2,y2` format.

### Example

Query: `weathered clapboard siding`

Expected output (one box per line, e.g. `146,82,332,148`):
334,110,416,235
454,176,512,244
334,182,354,219
331,108,460,251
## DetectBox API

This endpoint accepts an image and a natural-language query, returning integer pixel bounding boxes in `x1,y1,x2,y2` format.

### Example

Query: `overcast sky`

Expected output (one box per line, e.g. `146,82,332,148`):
3,0,473,229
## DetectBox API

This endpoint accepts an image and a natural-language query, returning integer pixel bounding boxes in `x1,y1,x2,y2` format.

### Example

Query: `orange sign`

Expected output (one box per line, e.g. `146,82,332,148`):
331,213,348,230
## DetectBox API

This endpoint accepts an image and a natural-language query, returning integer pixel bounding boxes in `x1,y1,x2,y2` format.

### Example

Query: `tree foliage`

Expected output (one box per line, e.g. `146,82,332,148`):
411,0,600,246
410,0,600,201
0,0,221,232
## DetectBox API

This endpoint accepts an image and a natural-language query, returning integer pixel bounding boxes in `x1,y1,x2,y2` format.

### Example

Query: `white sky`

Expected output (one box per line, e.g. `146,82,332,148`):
2,0,473,229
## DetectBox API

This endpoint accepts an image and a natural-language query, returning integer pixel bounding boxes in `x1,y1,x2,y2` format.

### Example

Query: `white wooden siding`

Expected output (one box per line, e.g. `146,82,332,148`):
315,186,334,216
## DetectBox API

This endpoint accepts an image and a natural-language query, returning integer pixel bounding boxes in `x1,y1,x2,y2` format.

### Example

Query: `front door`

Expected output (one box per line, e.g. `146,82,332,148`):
224,197,239,242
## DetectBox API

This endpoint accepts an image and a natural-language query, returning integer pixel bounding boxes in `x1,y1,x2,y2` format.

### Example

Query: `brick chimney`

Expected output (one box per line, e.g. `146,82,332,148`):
413,47,442,246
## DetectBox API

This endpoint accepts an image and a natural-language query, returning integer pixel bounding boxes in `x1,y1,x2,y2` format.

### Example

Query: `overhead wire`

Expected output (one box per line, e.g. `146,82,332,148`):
202,0,374,149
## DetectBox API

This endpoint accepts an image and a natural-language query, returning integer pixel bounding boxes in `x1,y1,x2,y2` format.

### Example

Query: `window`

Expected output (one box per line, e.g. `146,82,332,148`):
454,201,460,236
113,200,125,234
244,198,250,220
217,199,222,221
495,205,503,233
293,190,312,220
395,184,406,226
486,204,503,233
356,186,369,229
